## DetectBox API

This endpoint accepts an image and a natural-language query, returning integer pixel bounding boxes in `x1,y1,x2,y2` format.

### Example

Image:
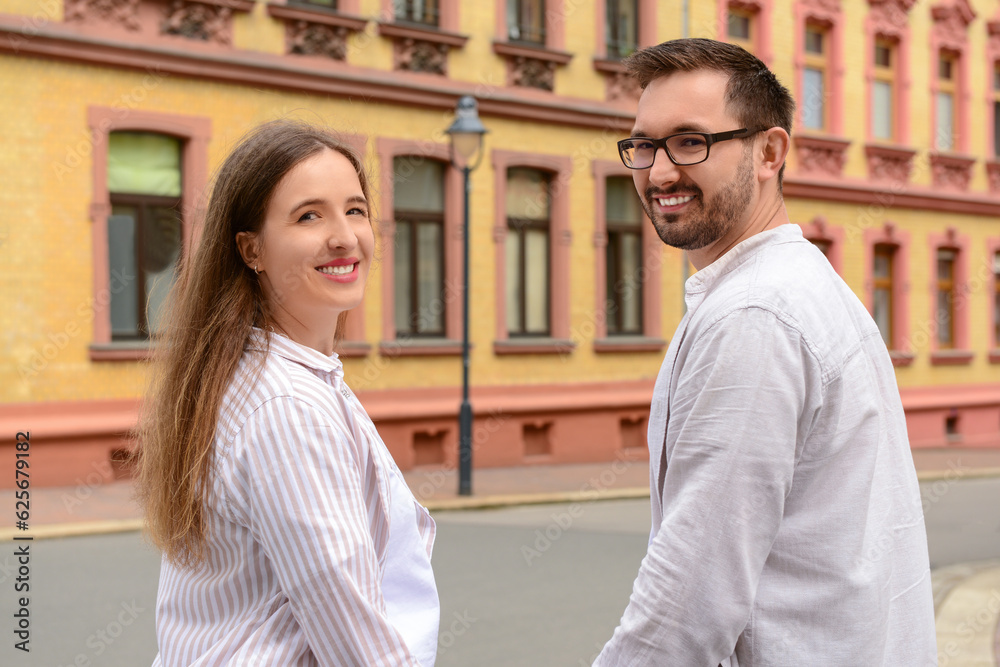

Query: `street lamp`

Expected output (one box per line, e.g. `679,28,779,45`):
446,95,487,496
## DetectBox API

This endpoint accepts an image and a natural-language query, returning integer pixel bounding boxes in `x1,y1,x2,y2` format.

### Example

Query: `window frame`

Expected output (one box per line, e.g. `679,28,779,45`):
86,107,210,361
928,228,972,365
506,199,552,337
870,38,896,142
393,0,440,27
376,140,462,356
492,150,572,354
591,161,664,352
863,222,912,366
793,0,842,136
717,0,772,63
393,208,447,339
935,50,959,152
107,191,183,341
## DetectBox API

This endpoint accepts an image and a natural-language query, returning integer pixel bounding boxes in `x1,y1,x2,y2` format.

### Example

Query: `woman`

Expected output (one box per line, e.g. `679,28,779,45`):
136,120,439,666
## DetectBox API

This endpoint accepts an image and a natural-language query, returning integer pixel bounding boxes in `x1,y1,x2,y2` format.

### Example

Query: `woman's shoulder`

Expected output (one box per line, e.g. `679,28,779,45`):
217,347,351,445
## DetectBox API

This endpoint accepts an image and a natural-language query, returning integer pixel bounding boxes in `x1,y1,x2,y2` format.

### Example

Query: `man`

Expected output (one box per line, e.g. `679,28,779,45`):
594,39,937,666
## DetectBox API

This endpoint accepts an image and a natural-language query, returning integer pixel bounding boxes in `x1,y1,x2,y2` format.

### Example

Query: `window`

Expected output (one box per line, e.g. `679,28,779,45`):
936,52,957,151
606,0,638,60
936,248,956,349
872,39,895,141
810,238,832,258
727,9,754,53
993,63,1000,157
393,158,446,337
802,23,828,131
107,132,182,341
507,0,545,44
506,168,550,336
394,0,438,26
605,176,642,335
872,244,894,346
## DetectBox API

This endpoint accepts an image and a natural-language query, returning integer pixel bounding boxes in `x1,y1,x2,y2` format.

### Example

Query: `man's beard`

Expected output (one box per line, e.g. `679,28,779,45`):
641,150,755,251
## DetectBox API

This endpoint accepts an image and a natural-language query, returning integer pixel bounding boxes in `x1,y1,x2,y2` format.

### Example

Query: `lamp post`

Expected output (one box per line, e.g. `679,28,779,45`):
446,96,487,496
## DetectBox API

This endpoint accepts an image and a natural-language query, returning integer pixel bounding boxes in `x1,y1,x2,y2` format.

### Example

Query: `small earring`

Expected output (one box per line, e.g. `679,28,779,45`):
254,264,260,275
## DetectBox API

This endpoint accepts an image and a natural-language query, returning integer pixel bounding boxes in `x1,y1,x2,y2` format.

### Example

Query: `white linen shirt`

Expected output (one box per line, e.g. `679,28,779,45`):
152,330,439,666
596,224,937,666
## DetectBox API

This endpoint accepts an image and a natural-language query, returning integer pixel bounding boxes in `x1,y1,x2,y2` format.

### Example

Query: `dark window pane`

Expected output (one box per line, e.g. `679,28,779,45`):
606,0,638,59
109,206,140,339
394,0,438,27
143,206,181,335
805,27,823,54
394,222,413,335
874,43,891,68
728,13,750,40
939,55,953,81
507,0,545,44
416,221,444,334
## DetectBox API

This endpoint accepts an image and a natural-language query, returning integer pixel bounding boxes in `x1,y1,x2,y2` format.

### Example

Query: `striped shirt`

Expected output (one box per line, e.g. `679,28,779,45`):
152,330,439,666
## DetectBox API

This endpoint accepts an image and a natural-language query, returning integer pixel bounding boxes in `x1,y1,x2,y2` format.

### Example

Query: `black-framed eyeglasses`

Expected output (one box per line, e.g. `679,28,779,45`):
617,128,761,169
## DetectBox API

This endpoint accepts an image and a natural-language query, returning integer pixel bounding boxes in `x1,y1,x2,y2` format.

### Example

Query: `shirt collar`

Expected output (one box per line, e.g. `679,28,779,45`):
247,327,344,376
684,223,803,311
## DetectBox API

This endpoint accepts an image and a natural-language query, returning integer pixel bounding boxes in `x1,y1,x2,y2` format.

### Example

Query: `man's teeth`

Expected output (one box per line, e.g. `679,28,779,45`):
318,264,355,275
657,195,694,207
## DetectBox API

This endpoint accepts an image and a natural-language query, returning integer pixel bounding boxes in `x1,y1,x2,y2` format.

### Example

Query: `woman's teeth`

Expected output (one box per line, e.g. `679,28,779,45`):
317,264,355,275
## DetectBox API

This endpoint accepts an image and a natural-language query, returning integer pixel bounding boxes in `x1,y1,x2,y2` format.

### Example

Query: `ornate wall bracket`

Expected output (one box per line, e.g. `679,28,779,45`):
792,135,851,178
864,144,916,184
65,0,252,44
266,3,368,60
65,0,142,31
930,0,976,51
162,0,251,45
592,59,640,105
867,0,916,38
377,22,468,75
928,152,975,191
493,41,572,92
985,161,1000,194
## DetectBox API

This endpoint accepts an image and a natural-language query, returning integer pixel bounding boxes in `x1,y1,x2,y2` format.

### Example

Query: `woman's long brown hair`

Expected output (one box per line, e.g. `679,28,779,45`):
135,120,373,566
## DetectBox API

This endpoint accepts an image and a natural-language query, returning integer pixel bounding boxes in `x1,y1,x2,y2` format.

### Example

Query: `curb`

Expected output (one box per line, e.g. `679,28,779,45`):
423,487,651,512
2,468,998,541
916,467,1000,482
0,518,144,542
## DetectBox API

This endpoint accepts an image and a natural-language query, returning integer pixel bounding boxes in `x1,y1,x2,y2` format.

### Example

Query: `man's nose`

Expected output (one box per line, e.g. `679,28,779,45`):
648,147,681,187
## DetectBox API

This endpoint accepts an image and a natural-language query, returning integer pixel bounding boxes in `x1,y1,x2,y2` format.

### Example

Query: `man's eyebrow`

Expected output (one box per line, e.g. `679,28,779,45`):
629,123,712,138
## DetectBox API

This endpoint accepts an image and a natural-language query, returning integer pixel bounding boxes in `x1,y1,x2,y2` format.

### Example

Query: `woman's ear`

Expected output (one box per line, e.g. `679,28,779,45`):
235,231,260,270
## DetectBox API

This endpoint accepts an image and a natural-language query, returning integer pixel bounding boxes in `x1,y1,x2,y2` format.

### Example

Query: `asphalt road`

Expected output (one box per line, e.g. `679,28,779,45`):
0,476,997,666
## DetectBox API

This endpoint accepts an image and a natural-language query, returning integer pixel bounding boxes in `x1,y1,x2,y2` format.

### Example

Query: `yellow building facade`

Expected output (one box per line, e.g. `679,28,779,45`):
0,0,997,487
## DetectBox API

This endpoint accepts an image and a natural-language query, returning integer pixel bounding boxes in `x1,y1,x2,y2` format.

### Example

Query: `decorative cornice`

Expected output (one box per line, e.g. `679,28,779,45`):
492,41,573,65
0,21,633,131
865,143,916,184
793,135,851,178
783,176,1000,216
266,4,367,31
928,152,975,191
800,0,841,23
376,21,468,48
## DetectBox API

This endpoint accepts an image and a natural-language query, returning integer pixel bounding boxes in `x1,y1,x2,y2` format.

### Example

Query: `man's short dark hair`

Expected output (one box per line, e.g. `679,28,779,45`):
624,38,795,186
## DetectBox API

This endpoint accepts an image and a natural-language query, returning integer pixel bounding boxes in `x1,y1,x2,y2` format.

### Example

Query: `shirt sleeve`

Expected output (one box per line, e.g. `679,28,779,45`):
236,395,422,667
595,306,823,665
